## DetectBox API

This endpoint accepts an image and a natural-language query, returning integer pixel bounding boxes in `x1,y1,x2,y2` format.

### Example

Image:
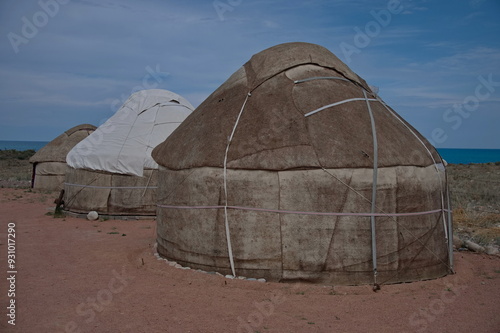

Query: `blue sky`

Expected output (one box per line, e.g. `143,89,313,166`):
0,0,499,148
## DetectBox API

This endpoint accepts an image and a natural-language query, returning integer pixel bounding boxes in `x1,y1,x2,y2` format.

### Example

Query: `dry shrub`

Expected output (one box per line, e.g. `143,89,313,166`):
448,163,500,246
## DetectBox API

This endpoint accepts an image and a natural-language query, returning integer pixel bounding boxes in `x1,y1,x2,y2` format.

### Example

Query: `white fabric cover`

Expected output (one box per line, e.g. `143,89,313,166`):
67,89,193,176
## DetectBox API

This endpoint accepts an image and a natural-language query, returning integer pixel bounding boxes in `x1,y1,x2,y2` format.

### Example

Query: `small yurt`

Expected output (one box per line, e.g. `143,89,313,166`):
64,89,193,216
29,124,96,190
152,43,453,286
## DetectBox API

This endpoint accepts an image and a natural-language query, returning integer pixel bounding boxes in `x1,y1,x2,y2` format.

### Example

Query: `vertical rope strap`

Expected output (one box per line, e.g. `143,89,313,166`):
364,90,379,289
441,194,448,241
142,170,155,197
223,92,251,277
446,183,454,272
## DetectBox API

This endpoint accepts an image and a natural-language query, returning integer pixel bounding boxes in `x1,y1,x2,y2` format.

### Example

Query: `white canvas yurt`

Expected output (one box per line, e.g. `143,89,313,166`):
152,43,453,286
64,89,193,216
29,124,96,191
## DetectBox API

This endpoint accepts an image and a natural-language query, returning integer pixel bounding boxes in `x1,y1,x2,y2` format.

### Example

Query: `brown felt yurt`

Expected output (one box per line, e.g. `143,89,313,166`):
63,89,194,217
29,124,96,191
152,42,453,286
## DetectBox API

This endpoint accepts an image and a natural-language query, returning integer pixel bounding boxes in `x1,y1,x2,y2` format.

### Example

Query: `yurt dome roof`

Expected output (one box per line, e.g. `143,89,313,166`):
153,42,441,171
29,124,96,164
67,89,194,177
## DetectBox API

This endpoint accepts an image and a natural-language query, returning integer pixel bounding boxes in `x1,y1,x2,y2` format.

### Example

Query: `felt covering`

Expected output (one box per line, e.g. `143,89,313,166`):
153,42,452,284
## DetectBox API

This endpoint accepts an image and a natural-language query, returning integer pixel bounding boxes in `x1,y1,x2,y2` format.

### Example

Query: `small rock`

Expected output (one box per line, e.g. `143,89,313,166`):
246,278,257,281
225,275,234,279
87,211,98,221
174,264,183,268
257,278,266,283
168,261,177,266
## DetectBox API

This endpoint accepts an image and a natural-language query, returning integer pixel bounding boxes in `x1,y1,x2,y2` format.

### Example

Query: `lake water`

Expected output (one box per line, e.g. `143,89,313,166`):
437,148,500,164
0,140,50,152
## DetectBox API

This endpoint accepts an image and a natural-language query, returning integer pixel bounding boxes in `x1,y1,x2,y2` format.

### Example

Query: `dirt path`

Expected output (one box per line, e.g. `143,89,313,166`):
0,188,499,333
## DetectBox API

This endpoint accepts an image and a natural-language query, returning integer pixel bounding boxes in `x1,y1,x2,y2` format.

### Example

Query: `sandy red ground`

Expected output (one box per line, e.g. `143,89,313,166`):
0,187,499,333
